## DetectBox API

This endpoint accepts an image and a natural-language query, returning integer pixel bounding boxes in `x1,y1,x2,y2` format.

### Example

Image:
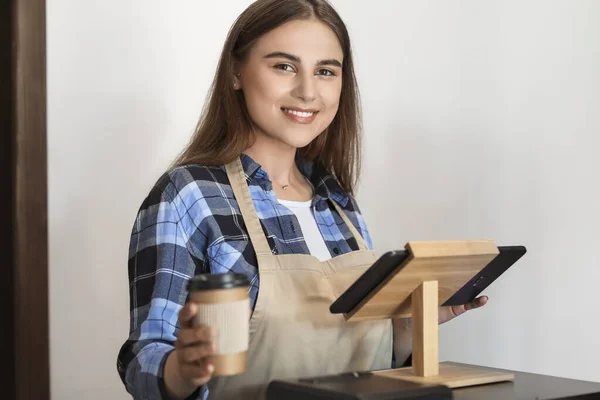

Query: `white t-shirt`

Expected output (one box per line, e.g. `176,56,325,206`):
277,198,332,262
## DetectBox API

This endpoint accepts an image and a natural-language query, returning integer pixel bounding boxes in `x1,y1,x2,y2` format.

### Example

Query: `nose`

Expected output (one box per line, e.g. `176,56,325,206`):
291,74,317,103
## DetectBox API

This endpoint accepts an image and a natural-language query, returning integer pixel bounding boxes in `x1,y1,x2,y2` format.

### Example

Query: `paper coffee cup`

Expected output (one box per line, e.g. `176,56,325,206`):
187,273,250,376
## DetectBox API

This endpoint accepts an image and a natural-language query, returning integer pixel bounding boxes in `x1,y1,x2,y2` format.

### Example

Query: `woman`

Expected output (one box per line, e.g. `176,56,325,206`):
116,1,487,399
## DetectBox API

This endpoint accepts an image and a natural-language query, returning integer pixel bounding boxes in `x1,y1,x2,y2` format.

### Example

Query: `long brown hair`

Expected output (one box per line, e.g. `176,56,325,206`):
172,0,362,195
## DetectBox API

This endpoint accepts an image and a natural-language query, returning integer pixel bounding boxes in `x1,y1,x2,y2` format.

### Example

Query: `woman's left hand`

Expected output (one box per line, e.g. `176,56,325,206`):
438,296,488,324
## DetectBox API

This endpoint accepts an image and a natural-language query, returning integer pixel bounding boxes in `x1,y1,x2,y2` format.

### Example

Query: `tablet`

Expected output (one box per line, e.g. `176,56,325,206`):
442,245,527,306
329,245,526,314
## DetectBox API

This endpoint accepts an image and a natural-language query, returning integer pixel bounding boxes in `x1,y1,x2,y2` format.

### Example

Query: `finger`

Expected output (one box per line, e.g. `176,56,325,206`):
181,360,215,385
450,304,466,317
178,302,198,329
465,296,488,311
177,326,215,347
178,341,216,364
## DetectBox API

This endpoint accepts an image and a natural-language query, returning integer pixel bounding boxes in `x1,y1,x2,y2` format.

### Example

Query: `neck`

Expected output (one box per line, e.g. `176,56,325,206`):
244,132,299,185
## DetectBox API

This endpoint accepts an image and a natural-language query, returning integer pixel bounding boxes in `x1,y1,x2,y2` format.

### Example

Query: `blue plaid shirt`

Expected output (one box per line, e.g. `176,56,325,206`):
116,154,374,399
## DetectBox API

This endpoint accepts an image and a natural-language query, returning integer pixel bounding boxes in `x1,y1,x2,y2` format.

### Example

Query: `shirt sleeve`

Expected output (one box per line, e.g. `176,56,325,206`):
116,177,209,399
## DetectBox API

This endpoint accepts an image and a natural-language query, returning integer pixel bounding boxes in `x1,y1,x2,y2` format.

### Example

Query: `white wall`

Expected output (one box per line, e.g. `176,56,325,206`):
335,0,600,382
48,1,600,399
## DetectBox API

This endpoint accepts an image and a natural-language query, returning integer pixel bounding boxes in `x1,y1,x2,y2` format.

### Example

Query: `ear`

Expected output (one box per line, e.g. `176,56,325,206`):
233,73,242,90
231,61,243,90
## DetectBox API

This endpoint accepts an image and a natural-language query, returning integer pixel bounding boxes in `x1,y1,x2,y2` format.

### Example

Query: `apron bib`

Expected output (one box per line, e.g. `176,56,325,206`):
207,158,393,399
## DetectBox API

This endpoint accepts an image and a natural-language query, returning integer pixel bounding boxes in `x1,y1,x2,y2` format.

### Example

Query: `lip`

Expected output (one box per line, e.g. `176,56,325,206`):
281,107,319,124
282,106,319,113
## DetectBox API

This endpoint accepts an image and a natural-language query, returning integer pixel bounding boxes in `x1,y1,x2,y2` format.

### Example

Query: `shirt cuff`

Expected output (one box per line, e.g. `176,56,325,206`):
157,349,206,400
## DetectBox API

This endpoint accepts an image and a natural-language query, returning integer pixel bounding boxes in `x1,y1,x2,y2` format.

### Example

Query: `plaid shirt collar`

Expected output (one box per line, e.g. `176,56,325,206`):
231,153,350,207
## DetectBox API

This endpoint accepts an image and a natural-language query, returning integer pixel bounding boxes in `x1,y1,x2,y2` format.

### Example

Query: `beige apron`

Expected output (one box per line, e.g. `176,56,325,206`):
207,158,393,399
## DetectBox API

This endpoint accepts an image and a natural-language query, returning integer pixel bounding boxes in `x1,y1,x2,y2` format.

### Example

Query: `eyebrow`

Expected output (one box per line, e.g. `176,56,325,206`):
263,51,343,68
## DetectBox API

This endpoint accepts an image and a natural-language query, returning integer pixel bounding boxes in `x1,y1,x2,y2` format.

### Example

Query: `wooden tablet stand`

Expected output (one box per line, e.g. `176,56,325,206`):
346,240,515,388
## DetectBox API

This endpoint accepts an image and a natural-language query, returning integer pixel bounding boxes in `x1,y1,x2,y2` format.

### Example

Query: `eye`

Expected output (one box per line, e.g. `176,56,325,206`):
316,69,336,77
274,64,295,73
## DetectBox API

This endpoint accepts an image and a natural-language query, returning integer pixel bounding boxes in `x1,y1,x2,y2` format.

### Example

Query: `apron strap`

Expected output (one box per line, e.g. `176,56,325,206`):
225,156,370,255
329,198,370,251
225,158,273,257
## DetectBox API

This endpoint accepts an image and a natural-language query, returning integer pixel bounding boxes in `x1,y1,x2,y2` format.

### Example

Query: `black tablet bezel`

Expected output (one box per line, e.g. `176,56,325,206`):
441,245,527,306
329,250,410,314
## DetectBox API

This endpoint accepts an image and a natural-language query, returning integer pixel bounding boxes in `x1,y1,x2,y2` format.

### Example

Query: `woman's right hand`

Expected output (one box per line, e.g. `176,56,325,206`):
164,302,216,399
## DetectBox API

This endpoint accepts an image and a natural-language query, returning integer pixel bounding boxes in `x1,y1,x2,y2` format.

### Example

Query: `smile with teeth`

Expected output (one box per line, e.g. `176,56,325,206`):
282,108,316,118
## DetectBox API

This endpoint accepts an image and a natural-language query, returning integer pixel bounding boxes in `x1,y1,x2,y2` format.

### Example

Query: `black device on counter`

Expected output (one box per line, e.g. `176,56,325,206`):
266,371,452,399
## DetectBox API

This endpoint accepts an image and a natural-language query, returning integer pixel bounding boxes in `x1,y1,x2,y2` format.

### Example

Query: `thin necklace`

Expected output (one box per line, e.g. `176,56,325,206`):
280,176,312,192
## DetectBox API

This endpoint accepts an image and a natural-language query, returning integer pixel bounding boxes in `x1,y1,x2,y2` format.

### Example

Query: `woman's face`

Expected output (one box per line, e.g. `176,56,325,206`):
237,19,344,150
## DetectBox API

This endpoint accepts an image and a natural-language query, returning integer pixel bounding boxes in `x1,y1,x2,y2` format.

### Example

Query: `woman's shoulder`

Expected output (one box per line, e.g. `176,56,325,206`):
133,163,233,241
149,163,230,203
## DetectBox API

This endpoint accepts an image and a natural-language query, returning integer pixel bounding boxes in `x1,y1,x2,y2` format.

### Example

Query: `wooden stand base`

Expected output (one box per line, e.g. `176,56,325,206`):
378,277,514,388
374,362,514,389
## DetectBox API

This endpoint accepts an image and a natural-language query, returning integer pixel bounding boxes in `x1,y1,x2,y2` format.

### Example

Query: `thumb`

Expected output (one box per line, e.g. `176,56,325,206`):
465,296,488,311
178,302,198,328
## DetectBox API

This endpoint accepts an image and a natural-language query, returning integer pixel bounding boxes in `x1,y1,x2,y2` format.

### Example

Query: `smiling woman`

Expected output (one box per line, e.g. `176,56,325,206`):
170,0,361,198
115,1,484,399
235,19,344,155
